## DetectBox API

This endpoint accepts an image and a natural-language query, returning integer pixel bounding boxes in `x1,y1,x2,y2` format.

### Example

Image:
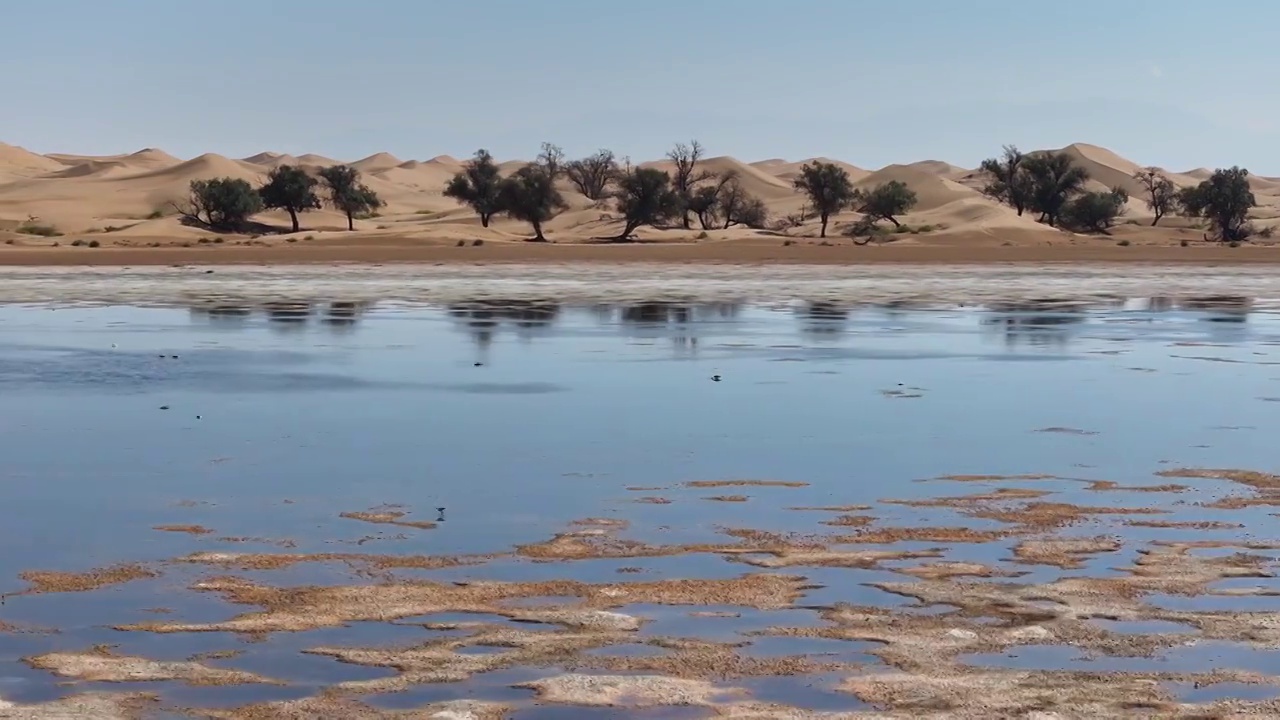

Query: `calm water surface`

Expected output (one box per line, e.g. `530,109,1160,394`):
1,290,1278,712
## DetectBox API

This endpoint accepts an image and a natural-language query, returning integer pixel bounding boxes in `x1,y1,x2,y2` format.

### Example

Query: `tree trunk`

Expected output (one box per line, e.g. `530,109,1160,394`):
820,213,829,238
288,209,299,233
888,216,901,227
1151,214,1160,227
481,213,491,228
682,210,692,230
613,219,642,242
530,220,546,242
346,212,354,231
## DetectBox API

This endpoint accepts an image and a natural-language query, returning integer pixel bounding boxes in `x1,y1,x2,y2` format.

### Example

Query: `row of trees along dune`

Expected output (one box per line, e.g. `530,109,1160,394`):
980,145,1259,241
442,141,931,242
443,142,770,241
175,165,382,233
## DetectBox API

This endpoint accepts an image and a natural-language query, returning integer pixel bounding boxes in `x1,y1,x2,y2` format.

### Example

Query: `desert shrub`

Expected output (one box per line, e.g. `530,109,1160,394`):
70,239,84,247
1117,239,1131,246
696,231,709,239
17,223,62,237
146,210,164,220
88,240,100,248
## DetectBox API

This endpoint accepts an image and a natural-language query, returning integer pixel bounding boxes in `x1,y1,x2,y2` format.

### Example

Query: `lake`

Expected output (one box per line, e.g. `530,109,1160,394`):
2,264,1280,717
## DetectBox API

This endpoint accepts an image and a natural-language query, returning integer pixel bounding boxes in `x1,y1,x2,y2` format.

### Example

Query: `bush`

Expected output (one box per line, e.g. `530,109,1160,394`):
1229,240,1241,248
696,231,709,239
70,239,84,247
1062,188,1128,233
1259,225,1276,239
1117,239,1131,246
472,239,484,246
1180,239,1190,247
88,240,100,248
17,223,62,237
894,224,911,234
178,178,263,231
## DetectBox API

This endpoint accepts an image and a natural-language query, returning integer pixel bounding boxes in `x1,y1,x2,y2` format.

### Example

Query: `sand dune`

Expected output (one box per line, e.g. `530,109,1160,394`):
3,140,1278,258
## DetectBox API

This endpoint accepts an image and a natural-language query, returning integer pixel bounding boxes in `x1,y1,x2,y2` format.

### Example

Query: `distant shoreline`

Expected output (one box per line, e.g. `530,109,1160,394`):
3,242,1280,267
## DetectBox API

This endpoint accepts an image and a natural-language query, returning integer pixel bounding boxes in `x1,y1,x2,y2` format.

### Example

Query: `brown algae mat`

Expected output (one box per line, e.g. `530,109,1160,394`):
11,468,1280,716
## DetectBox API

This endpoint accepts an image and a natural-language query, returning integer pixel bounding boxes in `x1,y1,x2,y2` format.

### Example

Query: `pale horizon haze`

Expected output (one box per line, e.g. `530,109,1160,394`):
4,1,1278,173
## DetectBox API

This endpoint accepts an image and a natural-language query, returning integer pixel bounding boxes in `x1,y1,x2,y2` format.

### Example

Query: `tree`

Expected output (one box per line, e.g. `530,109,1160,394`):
1023,152,1089,227
175,178,262,232
565,149,617,200
717,177,768,229
980,145,1033,216
1178,166,1257,242
668,140,715,229
611,167,679,240
536,143,565,179
687,184,723,230
497,166,567,242
1133,167,1178,226
443,150,504,227
318,165,383,231
257,165,320,233
855,181,918,227
1062,187,1128,233
793,161,857,238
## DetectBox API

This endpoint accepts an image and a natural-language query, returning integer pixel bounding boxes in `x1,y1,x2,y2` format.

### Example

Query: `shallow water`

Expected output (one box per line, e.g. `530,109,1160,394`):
3,275,1280,714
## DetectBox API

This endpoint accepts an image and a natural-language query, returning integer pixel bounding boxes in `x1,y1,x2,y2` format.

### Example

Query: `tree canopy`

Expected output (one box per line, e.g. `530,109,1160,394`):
855,181,918,227
178,177,262,232
1132,167,1178,227
565,149,617,201
318,165,383,231
258,165,320,233
498,165,567,241
979,145,1033,216
792,162,857,238
1178,166,1257,242
1061,187,1128,233
1023,152,1090,227
611,167,679,240
443,150,505,227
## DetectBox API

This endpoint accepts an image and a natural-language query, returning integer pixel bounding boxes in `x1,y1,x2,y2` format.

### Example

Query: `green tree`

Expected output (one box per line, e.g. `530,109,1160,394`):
1132,167,1178,226
258,165,320,233
1178,166,1257,242
611,167,679,240
497,166,567,241
565,149,617,200
1023,152,1089,227
855,180,918,227
318,165,383,231
443,150,504,227
979,145,1033,216
1062,187,1128,233
793,161,857,238
176,177,263,232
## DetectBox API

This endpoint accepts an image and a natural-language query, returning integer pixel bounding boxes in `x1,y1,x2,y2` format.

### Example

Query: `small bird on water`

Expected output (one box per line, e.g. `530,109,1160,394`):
711,375,722,382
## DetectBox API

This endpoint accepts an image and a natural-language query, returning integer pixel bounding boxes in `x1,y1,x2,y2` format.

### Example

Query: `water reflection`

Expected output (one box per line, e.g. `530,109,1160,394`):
177,296,1272,354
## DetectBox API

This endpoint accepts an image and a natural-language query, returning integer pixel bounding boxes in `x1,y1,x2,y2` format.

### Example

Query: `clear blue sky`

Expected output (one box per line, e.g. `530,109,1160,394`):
5,1,1278,172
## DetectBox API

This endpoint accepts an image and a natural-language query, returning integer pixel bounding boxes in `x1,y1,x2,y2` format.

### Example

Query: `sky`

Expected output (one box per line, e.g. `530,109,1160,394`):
5,1,1280,172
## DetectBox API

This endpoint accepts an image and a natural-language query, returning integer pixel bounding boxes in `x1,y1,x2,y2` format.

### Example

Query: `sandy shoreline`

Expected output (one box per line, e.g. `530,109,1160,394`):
3,242,1280,267
5,262,1280,308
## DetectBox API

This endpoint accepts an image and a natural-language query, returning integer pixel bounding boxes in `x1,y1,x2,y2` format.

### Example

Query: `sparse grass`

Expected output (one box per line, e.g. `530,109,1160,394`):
286,237,297,243
695,231,709,240
1117,239,1131,247
1259,226,1276,239
894,225,911,234
249,234,261,240
303,235,314,241
1229,240,1241,248
212,237,224,244
16,223,62,237
102,225,134,233
917,224,935,233
146,210,164,220
1124,219,1141,226
4,239,14,245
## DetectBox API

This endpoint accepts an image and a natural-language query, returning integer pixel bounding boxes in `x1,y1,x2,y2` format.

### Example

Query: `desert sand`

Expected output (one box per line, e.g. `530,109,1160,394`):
2,140,1279,265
